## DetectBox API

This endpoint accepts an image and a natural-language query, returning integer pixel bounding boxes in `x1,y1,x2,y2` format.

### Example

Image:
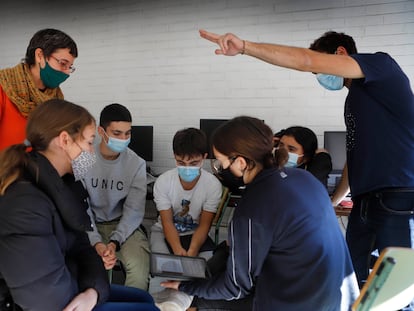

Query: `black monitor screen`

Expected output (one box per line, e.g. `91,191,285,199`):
200,119,229,159
324,131,346,174
129,125,153,161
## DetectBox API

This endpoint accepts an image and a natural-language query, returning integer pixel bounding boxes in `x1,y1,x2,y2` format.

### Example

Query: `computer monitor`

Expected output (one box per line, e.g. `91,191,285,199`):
199,119,229,159
323,131,347,174
129,125,154,161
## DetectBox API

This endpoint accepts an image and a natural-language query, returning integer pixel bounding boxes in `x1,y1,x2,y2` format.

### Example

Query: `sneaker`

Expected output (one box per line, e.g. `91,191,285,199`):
152,288,193,311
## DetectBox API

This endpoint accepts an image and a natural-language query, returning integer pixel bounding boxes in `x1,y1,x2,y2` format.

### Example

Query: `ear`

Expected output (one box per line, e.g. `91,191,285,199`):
35,48,46,67
57,131,71,149
234,156,248,171
202,152,208,159
336,46,349,56
97,126,105,137
97,126,108,144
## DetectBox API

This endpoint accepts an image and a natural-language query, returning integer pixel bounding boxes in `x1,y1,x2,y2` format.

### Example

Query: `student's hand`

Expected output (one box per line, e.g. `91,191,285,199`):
102,256,117,270
199,29,244,56
186,248,198,257
94,242,107,257
94,243,117,270
160,280,181,290
173,247,188,257
62,288,98,311
107,242,117,256
103,243,117,269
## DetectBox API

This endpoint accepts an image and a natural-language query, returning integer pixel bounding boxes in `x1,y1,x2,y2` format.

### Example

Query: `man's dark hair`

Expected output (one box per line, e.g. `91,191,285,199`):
25,28,78,66
309,31,357,54
173,128,208,158
99,103,132,129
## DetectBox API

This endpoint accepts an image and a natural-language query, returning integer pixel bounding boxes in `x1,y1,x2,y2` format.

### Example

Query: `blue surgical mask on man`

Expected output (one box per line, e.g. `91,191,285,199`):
316,73,344,91
104,131,130,153
177,166,200,182
284,152,301,168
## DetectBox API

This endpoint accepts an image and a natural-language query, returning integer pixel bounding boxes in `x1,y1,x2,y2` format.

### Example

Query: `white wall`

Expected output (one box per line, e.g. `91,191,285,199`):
1,0,413,173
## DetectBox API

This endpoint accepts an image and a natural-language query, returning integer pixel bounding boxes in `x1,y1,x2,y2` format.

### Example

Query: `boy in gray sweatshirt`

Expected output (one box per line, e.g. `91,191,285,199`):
84,103,150,290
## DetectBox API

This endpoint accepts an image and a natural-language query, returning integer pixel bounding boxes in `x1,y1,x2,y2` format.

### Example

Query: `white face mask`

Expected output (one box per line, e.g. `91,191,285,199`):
71,150,97,181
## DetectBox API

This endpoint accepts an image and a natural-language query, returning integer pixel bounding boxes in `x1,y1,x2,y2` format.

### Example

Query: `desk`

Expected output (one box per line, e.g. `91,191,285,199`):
335,206,352,217
335,206,352,234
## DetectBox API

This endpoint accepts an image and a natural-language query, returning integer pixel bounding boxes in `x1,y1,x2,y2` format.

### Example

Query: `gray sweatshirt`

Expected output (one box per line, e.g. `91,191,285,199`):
83,145,147,246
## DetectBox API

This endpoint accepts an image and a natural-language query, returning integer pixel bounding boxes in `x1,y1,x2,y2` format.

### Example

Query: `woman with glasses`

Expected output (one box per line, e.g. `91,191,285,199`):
0,28,77,151
161,116,359,311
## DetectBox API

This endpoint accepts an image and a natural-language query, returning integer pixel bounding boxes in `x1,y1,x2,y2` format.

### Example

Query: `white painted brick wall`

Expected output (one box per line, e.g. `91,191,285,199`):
1,0,413,173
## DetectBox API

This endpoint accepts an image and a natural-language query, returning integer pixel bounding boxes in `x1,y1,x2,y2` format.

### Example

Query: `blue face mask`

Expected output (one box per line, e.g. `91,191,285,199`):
177,166,200,183
40,61,69,88
284,152,300,168
316,73,344,91
104,131,130,153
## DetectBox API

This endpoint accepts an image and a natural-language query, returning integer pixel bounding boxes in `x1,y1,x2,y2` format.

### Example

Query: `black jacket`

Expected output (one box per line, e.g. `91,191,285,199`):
180,168,359,310
0,152,110,311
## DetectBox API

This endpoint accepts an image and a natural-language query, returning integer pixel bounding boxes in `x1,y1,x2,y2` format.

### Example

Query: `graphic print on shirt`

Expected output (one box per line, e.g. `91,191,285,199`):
173,199,197,233
89,178,124,191
344,101,356,152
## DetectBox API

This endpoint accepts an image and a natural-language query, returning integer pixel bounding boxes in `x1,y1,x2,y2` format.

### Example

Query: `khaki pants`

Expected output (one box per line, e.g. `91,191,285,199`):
97,222,150,291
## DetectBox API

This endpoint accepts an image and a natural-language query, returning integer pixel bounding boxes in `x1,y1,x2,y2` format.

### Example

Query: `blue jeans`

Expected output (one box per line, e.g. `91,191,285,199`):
346,189,414,287
94,284,160,311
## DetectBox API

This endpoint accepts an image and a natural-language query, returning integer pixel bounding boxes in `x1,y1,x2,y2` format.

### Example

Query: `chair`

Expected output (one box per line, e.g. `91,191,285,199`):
108,260,126,284
352,247,414,311
211,187,231,245
211,188,242,245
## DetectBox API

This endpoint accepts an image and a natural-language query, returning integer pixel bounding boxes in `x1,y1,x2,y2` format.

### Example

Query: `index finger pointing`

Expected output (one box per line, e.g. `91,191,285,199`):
199,29,220,43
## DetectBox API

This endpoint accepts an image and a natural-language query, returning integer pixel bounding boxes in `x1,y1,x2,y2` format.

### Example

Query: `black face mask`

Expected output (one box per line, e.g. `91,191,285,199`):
217,167,245,194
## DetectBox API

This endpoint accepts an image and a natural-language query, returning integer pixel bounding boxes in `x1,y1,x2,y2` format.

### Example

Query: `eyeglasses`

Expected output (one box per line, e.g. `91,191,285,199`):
49,55,76,73
211,156,237,175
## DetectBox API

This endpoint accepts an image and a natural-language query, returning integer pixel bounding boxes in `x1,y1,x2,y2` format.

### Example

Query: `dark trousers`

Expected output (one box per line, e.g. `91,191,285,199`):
346,189,414,288
93,284,159,311
2,284,159,311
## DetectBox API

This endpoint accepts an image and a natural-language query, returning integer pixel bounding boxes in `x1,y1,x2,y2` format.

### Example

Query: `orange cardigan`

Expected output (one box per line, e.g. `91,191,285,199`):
0,85,28,151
